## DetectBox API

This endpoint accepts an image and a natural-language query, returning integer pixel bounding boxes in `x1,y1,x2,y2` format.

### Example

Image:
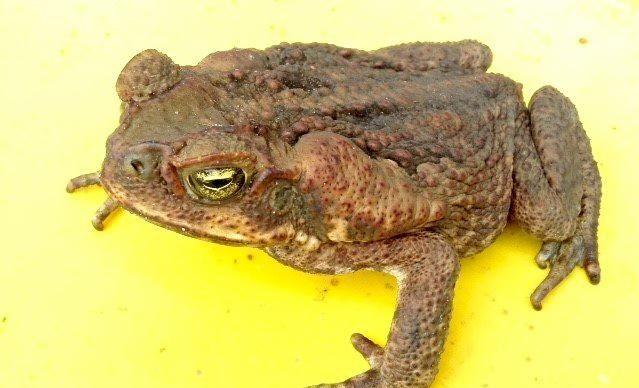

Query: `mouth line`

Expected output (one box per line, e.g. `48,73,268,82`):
146,219,264,249
143,215,255,247
101,184,263,249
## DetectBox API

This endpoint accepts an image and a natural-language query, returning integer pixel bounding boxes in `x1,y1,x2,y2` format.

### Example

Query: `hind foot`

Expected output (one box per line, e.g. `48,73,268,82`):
531,234,600,310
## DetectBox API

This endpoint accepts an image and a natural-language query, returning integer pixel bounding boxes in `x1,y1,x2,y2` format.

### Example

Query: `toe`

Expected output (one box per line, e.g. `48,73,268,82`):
90,197,120,231
351,333,383,368
530,238,583,310
531,263,571,310
535,241,560,269
307,336,383,387
580,238,601,284
584,259,601,284
308,369,381,388
67,172,101,192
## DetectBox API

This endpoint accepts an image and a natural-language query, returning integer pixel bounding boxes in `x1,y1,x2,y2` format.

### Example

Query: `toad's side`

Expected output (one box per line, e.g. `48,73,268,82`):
68,41,601,387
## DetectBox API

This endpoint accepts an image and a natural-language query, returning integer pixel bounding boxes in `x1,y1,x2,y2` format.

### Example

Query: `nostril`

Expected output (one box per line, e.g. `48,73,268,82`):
122,143,171,181
123,153,160,179
130,159,145,174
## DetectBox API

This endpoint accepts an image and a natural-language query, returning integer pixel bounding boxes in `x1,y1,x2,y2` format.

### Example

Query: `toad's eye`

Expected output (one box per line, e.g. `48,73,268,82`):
186,167,246,202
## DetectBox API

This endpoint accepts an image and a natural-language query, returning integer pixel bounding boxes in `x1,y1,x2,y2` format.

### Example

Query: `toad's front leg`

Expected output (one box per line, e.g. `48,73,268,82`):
288,233,459,388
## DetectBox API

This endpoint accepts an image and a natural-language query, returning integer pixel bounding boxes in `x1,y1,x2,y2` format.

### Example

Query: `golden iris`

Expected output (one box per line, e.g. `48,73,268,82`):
187,167,246,201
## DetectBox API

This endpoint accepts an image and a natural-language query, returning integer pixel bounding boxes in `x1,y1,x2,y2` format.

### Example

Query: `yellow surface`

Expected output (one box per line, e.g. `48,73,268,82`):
1,0,638,387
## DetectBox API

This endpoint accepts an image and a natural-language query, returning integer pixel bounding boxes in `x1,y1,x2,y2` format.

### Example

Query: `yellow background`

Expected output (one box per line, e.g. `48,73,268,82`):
1,0,638,387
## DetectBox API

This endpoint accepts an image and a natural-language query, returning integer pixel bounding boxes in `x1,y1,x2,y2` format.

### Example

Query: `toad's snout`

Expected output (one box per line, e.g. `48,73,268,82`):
119,142,186,196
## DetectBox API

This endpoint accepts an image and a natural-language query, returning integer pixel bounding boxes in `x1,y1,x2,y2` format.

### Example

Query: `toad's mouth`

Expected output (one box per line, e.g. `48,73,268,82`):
109,197,254,247
68,147,278,248
68,168,261,247
99,161,263,247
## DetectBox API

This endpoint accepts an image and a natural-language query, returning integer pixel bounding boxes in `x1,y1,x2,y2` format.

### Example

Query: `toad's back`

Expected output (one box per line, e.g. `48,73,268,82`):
224,43,527,255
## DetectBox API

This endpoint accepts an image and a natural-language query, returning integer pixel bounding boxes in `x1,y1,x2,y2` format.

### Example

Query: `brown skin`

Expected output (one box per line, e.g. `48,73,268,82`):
68,41,601,387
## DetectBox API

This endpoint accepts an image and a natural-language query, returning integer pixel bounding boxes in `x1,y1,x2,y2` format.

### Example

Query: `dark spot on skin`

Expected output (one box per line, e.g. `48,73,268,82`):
247,254,253,261
330,278,339,286
159,347,166,353
578,37,588,44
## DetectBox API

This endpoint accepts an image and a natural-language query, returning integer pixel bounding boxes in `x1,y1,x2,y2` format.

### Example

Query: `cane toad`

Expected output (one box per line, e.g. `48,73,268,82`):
67,41,602,387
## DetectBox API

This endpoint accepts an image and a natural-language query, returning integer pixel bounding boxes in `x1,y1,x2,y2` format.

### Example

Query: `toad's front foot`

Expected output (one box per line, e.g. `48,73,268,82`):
67,171,121,230
531,233,600,310
303,233,459,388
308,370,381,388
307,334,384,388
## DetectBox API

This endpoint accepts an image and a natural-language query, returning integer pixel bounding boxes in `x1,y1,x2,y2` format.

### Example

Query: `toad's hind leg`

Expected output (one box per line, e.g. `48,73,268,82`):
511,86,602,310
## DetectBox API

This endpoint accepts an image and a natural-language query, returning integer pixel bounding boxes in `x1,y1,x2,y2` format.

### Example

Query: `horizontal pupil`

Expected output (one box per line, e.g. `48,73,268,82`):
201,177,233,190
